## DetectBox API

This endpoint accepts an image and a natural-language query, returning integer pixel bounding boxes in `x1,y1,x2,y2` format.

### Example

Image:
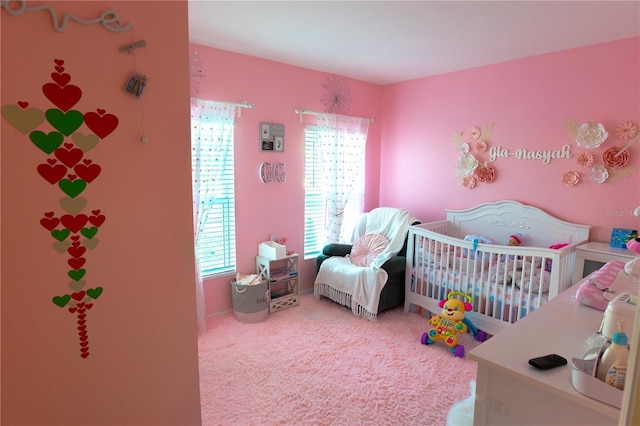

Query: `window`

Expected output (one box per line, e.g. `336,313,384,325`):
191,100,237,276
303,126,365,258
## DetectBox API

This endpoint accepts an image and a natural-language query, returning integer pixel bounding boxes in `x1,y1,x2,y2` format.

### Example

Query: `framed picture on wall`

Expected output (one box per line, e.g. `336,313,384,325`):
260,122,285,152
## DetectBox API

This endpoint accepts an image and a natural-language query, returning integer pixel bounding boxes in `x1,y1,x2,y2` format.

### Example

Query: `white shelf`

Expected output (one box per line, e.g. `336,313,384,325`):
256,254,299,313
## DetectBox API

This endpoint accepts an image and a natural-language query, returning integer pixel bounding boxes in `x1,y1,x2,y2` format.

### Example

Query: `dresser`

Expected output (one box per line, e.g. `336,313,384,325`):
572,241,637,283
468,281,620,426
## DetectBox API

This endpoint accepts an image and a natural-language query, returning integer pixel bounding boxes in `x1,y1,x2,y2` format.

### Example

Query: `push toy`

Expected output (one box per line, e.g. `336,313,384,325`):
420,291,486,357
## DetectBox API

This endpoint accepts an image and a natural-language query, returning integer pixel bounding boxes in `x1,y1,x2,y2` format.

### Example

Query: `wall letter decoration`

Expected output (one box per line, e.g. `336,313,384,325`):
1,59,119,359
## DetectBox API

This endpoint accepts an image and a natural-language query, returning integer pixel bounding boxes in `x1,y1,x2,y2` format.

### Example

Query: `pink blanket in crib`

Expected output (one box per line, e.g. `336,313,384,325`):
575,260,627,310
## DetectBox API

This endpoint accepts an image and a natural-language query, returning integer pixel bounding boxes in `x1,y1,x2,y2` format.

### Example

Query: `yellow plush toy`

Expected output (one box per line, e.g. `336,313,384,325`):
421,291,485,357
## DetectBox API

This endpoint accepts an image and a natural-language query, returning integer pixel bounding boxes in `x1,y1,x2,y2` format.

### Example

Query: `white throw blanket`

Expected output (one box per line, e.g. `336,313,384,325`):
314,207,417,320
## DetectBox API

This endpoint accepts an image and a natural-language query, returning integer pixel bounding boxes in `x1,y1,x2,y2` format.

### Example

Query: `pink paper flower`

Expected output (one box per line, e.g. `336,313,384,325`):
462,176,476,189
477,165,496,183
475,140,487,153
614,121,638,141
469,127,481,141
576,152,594,167
602,146,630,169
562,171,580,186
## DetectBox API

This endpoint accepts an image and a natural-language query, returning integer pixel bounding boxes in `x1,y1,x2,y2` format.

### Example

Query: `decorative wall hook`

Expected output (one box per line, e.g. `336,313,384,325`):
119,40,147,54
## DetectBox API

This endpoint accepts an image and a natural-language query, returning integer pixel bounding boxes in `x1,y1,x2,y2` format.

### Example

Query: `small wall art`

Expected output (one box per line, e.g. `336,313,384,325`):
260,122,284,152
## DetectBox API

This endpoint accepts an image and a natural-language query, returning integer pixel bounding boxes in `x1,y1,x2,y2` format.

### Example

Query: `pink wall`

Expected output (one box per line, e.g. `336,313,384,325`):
190,45,383,315
381,37,640,243
1,2,201,424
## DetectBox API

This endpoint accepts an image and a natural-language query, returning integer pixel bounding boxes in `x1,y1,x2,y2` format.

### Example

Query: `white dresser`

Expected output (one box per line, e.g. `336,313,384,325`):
468,281,620,425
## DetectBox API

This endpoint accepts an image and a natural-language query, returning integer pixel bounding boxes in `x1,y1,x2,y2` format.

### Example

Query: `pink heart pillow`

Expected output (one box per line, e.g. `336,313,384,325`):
350,233,390,267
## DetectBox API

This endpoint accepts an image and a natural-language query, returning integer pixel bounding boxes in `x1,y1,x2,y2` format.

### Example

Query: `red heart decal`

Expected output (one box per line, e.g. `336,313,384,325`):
80,341,89,347
42,83,82,112
68,245,86,258
54,59,64,66
77,325,86,331
68,307,77,313
37,163,67,184
74,163,101,183
66,174,77,181
88,213,106,227
40,217,60,231
77,319,86,326
78,314,86,320
97,109,106,116
71,241,80,247
61,214,88,233
18,101,29,109
55,147,83,168
83,159,92,165
64,142,74,149
92,209,101,215
55,66,65,73
84,111,118,139
79,335,88,342
86,303,93,310
71,235,80,241
71,291,86,301
47,158,57,165
77,308,86,314
45,211,55,218
68,257,86,270
51,72,71,87
77,302,85,308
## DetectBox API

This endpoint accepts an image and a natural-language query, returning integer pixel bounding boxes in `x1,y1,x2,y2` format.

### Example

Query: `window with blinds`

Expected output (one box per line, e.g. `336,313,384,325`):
193,122,236,276
303,127,364,259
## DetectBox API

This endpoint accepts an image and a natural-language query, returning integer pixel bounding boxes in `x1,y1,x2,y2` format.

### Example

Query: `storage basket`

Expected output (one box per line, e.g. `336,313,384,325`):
231,280,269,323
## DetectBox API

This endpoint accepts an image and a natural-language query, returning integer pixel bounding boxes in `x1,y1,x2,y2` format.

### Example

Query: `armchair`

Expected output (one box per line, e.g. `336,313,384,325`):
314,207,419,319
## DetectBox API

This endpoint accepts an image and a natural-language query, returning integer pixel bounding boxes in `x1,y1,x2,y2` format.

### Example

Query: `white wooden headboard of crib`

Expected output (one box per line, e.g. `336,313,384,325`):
445,200,591,248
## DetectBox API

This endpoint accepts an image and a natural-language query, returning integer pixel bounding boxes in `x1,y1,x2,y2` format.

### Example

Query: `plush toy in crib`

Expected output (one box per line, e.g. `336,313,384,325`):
420,291,486,357
508,233,523,246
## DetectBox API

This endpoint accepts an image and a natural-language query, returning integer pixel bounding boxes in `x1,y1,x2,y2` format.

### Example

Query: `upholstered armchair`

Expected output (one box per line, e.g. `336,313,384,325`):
314,207,419,319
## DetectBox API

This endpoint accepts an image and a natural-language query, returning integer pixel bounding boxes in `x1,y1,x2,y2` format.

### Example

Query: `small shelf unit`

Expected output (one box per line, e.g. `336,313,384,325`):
256,254,299,313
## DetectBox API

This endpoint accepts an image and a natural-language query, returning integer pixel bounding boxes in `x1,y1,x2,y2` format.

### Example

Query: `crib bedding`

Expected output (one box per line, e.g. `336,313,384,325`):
404,200,591,336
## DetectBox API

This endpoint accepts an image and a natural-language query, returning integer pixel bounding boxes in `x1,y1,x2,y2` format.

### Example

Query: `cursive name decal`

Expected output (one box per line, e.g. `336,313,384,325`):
488,144,572,165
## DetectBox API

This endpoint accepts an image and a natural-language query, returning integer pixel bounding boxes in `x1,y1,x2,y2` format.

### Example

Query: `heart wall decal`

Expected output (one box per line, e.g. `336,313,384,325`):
2,59,123,359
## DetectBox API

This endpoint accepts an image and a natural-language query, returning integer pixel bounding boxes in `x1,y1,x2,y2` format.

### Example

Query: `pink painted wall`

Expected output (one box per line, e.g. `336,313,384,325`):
190,45,383,315
380,37,640,243
1,2,201,424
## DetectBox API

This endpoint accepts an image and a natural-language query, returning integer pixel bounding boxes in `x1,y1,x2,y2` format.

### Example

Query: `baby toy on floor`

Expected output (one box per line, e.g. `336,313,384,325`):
420,291,487,357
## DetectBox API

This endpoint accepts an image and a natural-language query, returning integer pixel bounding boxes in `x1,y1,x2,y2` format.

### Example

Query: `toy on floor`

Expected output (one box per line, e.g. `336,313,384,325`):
420,291,487,357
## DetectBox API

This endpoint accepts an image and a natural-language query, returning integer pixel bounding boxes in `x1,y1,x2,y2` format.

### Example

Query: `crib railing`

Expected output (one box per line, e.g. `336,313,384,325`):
404,222,577,336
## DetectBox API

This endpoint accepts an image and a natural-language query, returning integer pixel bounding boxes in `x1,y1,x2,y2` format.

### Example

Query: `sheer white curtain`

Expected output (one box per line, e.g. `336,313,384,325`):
317,113,370,244
190,99,236,334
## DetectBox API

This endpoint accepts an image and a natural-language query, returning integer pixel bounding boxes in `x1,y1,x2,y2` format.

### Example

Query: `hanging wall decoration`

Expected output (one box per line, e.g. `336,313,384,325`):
453,123,497,189
321,76,351,114
1,59,119,358
565,119,639,185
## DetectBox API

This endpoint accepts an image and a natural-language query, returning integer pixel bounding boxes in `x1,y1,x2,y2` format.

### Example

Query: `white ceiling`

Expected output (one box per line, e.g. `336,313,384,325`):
188,1,640,85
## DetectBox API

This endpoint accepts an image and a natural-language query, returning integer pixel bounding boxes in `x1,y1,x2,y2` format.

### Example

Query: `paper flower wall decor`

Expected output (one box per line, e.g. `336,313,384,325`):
575,122,608,149
562,171,580,186
615,121,638,141
321,77,351,114
453,123,496,189
565,119,638,185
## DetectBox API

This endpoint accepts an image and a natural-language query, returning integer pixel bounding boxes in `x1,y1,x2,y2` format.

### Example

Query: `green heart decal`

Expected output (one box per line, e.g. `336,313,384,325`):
87,287,103,300
81,227,98,239
45,109,84,136
68,269,86,281
52,294,71,308
51,229,70,242
58,179,86,198
29,130,64,154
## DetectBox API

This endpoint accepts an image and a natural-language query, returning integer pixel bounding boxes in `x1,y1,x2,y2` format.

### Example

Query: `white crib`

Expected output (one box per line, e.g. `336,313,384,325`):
404,200,591,336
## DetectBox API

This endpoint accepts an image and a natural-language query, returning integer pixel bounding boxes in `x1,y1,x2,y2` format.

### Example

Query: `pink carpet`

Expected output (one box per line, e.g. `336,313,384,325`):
198,292,479,425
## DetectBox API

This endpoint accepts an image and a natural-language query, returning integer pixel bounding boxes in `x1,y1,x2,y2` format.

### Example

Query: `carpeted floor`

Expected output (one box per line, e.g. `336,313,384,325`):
198,292,479,426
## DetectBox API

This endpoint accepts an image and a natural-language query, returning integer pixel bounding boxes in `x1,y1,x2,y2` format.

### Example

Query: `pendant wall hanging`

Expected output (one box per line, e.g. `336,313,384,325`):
1,59,119,358
321,76,351,114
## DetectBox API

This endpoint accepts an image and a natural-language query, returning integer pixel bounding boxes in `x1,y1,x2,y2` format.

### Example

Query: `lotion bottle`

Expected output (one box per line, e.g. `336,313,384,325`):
596,326,629,390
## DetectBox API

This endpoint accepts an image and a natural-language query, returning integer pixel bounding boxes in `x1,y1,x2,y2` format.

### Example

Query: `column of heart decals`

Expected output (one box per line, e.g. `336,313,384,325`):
1,59,119,358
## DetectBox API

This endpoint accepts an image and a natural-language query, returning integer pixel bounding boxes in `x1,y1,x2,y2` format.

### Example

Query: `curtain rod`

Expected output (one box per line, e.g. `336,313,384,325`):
294,108,375,123
192,98,255,117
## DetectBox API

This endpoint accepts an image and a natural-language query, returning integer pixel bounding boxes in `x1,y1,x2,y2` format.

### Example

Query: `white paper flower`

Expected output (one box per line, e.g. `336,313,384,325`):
457,153,478,175
589,165,609,184
576,122,608,149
